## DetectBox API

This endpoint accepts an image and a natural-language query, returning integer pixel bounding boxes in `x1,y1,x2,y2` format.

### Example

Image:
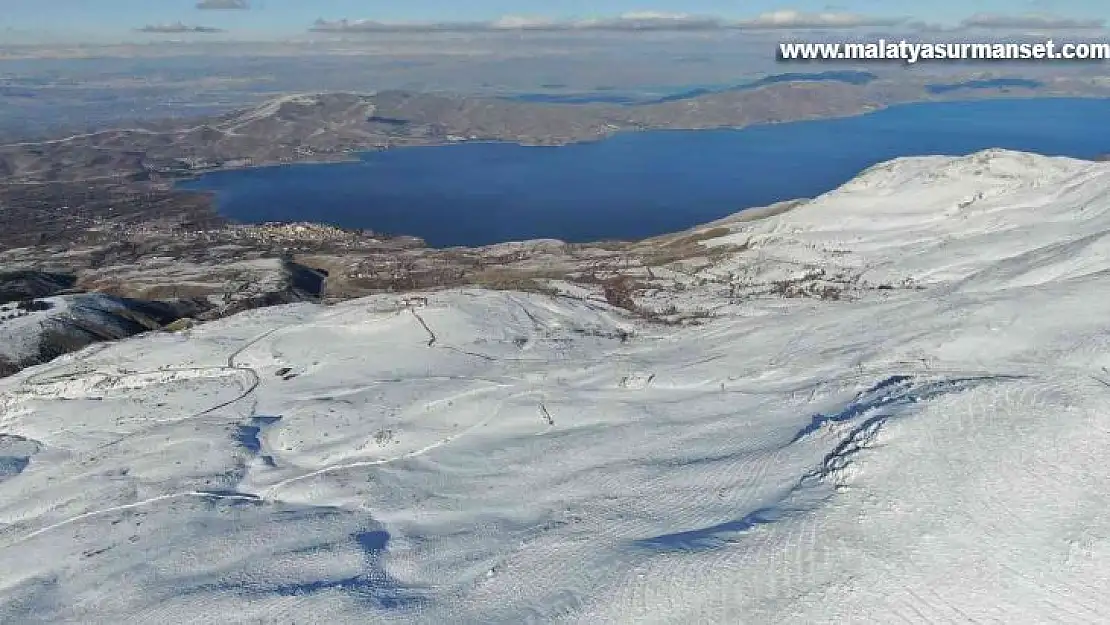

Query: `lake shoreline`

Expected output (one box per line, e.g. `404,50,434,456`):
170,93,1110,185
181,97,1110,248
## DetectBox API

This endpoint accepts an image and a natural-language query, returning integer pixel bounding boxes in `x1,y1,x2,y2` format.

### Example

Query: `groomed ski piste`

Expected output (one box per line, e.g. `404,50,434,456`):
3,149,1110,623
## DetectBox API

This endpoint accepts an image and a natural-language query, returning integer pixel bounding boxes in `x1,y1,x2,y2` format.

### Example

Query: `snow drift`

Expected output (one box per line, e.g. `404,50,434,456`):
2,149,1110,623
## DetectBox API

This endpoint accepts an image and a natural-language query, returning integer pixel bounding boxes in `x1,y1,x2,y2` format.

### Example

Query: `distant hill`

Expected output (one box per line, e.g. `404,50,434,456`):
0,270,77,303
2,74,1109,183
0,293,201,377
0,260,326,378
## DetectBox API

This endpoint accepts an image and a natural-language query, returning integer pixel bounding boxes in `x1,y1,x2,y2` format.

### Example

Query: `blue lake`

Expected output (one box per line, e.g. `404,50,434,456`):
181,98,1110,248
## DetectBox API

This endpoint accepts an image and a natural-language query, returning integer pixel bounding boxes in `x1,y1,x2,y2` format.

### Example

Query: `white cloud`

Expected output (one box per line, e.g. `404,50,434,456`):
581,12,723,31
488,15,559,30
196,0,249,9
137,22,225,33
736,10,906,29
309,11,904,34
309,18,484,33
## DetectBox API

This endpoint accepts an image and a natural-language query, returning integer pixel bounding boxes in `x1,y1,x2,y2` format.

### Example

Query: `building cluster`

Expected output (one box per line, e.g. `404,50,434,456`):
171,221,378,249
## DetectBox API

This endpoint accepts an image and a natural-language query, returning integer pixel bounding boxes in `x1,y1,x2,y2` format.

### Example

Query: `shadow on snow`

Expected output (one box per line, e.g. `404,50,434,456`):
263,529,426,610
234,415,283,454
631,373,1023,554
0,434,43,482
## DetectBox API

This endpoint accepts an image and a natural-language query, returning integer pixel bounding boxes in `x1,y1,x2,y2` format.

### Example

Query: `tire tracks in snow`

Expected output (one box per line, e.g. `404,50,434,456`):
257,384,513,498
2,490,261,548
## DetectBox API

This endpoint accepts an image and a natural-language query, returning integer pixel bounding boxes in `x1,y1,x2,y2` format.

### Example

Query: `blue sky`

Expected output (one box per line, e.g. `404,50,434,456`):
1,0,1105,41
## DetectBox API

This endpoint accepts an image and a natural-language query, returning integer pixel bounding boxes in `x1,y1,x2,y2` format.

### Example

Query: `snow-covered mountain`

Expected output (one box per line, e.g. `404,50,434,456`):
3,149,1110,623
0,294,203,378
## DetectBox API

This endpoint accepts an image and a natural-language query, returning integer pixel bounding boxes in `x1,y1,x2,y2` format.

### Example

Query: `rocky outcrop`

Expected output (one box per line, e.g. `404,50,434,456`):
0,270,78,303
0,294,206,378
0,259,327,378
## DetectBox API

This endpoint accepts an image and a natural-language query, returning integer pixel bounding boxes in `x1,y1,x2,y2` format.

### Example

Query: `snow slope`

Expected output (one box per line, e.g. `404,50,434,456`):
0,294,199,377
3,149,1110,623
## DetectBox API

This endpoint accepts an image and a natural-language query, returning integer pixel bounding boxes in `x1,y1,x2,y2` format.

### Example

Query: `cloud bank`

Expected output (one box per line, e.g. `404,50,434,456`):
306,10,1110,36
196,0,250,9
736,10,905,29
309,11,907,34
958,13,1105,30
137,22,226,34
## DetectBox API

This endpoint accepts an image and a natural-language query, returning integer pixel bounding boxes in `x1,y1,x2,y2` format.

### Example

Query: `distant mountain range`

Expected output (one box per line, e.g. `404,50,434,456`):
2,73,1109,375
2,74,1108,183
505,70,881,104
